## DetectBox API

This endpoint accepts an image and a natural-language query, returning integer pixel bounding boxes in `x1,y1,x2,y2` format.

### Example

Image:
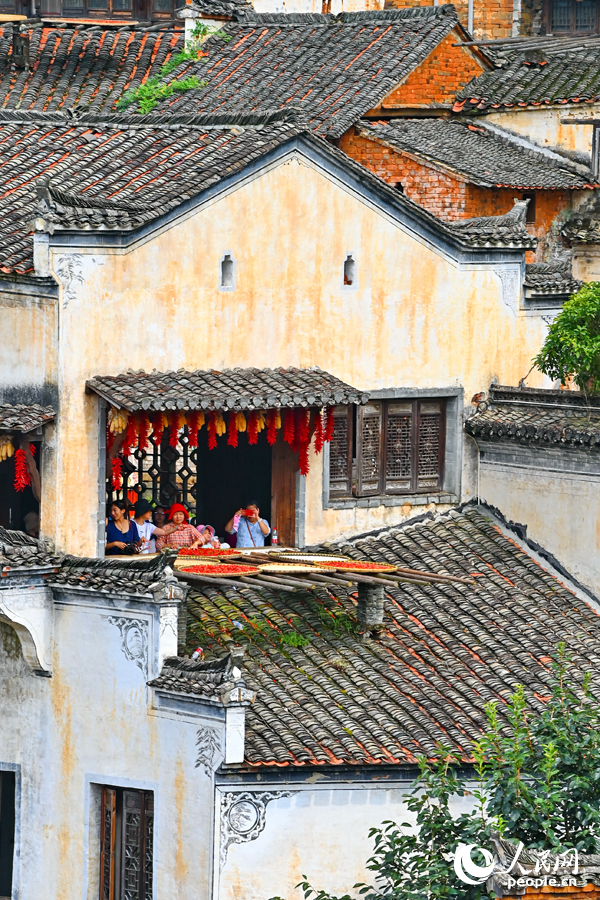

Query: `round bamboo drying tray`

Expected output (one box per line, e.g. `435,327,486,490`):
258,563,323,574
275,553,349,564
314,560,398,574
178,563,259,577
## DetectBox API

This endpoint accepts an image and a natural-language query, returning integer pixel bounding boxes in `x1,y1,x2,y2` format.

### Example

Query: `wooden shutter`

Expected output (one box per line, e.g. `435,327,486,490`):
271,434,297,546
416,401,445,491
383,402,414,494
100,787,117,900
328,406,353,498
121,790,153,900
357,402,382,496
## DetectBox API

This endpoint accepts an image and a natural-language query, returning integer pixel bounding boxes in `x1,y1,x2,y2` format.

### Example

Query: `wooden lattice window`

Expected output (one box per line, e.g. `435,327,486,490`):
100,786,153,900
329,399,446,499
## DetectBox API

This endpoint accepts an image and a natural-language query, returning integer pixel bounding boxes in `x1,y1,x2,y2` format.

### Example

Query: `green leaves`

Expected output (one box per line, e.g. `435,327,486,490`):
534,282,600,392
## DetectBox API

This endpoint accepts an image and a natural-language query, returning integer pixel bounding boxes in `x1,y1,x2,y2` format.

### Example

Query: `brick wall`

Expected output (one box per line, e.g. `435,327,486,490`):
338,129,577,262
384,0,515,40
369,32,486,109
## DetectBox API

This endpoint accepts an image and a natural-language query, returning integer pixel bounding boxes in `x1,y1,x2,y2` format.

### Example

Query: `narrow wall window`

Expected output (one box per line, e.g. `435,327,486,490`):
343,254,356,287
219,253,235,291
0,772,15,900
100,786,153,900
522,193,536,224
330,399,446,498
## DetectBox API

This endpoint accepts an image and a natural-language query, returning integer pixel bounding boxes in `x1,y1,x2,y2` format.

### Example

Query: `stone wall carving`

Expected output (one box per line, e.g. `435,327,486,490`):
103,616,149,678
195,726,223,776
496,265,521,317
219,790,298,869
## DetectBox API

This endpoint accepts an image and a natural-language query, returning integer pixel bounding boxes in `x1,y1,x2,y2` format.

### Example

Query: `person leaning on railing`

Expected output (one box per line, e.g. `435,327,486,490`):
155,503,208,551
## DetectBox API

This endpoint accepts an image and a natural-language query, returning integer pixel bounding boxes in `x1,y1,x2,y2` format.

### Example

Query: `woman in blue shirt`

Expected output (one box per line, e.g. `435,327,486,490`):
105,500,139,555
225,501,270,548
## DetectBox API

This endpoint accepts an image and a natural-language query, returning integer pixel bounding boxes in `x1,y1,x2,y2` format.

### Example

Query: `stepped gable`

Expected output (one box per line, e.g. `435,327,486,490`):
0,111,300,275
139,7,465,137
524,261,582,298
357,118,598,189
0,23,185,113
148,652,241,698
447,198,536,248
455,41,600,112
466,384,600,449
0,527,60,570
182,506,600,768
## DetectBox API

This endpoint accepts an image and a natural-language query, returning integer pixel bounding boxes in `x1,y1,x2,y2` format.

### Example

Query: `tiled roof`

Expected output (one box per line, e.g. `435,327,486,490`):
523,261,581,298
47,550,178,596
141,7,466,137
0,527,60,570
86,366,368,411
465,384,600,449
357,118,597,189
148,652,238,698
0,23,185,113
0,402,55,432
178,0,252,20
455,44,600,112
0,112,300,274
183,506,600,767
561,193,600,245
446,199,536,249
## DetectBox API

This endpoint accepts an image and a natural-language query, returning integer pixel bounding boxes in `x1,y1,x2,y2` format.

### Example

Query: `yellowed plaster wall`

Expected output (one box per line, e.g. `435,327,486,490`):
48,153,548,555
481,105,599,156
0,291,56,391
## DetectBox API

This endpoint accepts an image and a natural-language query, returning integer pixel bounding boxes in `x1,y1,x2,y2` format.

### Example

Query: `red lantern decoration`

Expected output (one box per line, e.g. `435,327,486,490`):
324,407,334,443
188,411,200,449
14,448,30,492
266,410,278,446
247,411,259,445
207,411,217,450
227,411,238,447
313,411,324,454
111,457,123,489
283,409,295,446
151,411,164,446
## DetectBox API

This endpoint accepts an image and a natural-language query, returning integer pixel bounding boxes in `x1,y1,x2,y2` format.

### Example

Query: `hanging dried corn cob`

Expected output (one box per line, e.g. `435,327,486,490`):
108,407,128,435
227,411,238,447
247,410,259,445
207,411,217,450
236,411,247,432
215,412,226,437
266,409,279,446
0,436,14,461
256,412,266,433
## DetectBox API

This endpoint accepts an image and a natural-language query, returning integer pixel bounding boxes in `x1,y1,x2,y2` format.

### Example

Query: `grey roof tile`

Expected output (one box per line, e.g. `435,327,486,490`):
0,526,60,570
0,402,55,432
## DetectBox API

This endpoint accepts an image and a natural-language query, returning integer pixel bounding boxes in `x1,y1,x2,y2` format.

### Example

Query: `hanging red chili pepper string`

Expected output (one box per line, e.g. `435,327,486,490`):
111,457,123,489
121,417,138,458
266,409,278,446
151,411,164,446
283,409,295,446
187,411,200,449
324,407,334,443
207,411,217,450
227,411,238,447
14,448,30,492
298,442,310,477
296,409,310,445
313,410,324,454
137,413,150,452
247,410,259,445
168,412,180,448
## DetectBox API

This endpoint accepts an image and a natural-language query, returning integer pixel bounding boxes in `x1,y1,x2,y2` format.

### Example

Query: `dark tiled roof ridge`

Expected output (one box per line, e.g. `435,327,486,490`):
0,108,300,128
233,6,458,24
490,383,600,407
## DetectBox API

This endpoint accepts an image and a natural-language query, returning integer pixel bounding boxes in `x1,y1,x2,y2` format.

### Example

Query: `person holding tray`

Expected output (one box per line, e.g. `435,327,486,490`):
225,501,270,549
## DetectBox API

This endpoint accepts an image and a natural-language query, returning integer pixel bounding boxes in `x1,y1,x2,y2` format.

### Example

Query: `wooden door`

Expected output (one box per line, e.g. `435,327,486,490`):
271,433,298,547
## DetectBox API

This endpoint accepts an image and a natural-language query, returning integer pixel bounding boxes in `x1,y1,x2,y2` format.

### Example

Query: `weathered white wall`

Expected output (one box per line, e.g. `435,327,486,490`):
476,448,600,594
0,589,222,900
481,105,600,158
216,783,476,900
35,150,548,556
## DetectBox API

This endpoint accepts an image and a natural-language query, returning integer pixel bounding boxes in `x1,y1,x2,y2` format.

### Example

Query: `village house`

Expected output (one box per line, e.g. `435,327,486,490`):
1,504,600,900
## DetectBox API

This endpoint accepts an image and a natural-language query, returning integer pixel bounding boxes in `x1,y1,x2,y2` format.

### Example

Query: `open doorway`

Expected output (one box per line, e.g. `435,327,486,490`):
0,771,15,900
0,440,41,536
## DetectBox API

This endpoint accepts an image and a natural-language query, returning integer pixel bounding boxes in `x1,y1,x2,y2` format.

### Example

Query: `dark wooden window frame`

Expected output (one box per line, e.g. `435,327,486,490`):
329,399,446,500
543,0,600,34
100,785,154,900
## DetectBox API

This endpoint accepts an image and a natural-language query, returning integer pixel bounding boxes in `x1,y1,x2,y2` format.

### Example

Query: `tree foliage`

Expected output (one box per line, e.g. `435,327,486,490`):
293,646,600,900
534,282,600,393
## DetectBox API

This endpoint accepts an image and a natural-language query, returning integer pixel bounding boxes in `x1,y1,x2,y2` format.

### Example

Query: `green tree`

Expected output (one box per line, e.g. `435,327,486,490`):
534,281,600,393
293,645,600,900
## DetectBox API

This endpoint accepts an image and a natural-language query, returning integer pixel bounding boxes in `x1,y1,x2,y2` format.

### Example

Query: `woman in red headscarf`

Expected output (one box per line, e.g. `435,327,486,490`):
155,504,207,551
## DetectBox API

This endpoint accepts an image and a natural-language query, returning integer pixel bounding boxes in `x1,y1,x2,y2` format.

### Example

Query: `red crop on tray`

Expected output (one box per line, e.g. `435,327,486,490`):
179,563,257,576
316,560,396,572
179,548,237,557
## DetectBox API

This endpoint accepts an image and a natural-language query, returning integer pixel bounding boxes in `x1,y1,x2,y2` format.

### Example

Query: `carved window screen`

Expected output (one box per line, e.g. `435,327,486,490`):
331,399,446,498
329,406,353,498
100,787,153,900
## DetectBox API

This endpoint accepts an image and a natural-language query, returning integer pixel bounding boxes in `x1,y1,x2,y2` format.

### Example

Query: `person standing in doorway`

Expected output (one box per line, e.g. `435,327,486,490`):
225,501,270,548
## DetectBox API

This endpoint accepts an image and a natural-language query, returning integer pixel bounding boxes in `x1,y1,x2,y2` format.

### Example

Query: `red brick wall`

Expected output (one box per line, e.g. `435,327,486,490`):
338,129,576,262
504,885,600,899
368,32,486,110
384,0,515,41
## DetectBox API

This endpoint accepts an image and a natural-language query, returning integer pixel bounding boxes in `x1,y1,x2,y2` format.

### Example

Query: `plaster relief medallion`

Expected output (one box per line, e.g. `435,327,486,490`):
219,789,298,869
103,616,149,678
228,800,259,834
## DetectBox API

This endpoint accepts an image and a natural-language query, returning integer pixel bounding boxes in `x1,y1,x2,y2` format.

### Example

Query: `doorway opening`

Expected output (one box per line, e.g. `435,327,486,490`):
0,771,15,900
0,441,41,536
